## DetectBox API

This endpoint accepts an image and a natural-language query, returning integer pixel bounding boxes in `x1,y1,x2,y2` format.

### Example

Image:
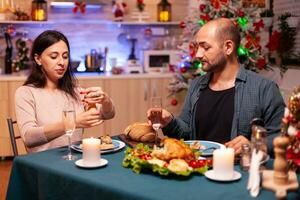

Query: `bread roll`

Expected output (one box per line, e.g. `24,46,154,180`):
124,122,156,142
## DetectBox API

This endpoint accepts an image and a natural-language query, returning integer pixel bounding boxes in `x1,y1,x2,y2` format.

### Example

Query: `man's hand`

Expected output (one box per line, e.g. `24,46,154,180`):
225,135,250,155
147,108,173,128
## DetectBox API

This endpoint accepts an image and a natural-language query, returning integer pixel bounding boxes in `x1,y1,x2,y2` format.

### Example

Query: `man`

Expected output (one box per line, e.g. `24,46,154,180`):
147,18,285,155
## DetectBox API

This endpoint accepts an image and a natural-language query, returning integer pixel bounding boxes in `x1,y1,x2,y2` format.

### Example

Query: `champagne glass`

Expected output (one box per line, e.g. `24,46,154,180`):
150,97,162,146
62,103,77,160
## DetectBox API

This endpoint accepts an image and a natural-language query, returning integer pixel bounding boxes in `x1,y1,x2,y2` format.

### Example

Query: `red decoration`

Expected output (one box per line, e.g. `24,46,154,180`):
179,21,186,29
200,14,210,22
256,57,267,70
73,1,86,14
171,99,178,106
245,34,261,49
238,10,245,17
180,67,187,73
211,0,228,10
253,19,264,32
199,4,206,12
144,27,152,37
266,31,281,52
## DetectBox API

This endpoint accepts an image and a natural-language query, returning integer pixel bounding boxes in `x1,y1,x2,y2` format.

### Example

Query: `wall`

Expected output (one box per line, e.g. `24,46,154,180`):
0,0,188,72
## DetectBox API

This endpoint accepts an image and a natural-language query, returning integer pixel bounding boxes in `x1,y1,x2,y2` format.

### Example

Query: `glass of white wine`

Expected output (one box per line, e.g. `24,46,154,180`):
62,103,77,160
150,97,162,146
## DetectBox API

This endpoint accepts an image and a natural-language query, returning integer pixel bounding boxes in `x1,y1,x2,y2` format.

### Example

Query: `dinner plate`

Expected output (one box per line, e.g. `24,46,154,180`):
71,140,125,154
185,140,225,156
75,158,108,168
204,170,242,182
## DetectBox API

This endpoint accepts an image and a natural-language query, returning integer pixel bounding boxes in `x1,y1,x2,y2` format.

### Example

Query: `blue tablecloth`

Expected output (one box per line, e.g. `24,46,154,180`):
6,146,300,200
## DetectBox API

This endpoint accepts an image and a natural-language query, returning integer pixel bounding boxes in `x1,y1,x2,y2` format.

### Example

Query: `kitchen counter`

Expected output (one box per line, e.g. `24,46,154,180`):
0,72,174,81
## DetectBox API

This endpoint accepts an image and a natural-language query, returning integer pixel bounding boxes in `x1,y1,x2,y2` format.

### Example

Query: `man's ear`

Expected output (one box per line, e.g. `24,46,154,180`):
223,40,234,56
34,54,42,66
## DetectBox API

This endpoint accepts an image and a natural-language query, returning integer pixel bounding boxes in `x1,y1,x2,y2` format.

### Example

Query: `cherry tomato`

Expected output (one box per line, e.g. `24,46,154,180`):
206,159,213,167
163,163,169,168
140,154,152,160
188,160,198,168
196,160,206,168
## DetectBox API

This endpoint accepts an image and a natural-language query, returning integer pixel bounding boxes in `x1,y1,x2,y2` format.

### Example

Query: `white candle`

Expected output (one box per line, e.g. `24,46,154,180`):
82,137,101,165
213,148,234,179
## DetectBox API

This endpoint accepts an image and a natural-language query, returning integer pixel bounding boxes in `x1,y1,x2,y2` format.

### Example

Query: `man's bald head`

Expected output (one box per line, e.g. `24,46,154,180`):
200,18,241,53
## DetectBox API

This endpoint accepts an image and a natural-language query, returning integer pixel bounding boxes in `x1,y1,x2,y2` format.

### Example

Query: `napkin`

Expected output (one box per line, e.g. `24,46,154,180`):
247,150,264,197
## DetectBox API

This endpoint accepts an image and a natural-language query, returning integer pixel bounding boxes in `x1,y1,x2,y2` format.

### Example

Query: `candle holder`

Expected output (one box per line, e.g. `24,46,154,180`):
31,0,47,21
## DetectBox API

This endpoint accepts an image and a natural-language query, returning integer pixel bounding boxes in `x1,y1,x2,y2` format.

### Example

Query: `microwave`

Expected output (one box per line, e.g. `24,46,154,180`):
143,50,180,73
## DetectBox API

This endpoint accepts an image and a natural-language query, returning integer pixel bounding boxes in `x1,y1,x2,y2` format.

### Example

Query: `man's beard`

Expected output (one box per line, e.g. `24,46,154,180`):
202,53,227,73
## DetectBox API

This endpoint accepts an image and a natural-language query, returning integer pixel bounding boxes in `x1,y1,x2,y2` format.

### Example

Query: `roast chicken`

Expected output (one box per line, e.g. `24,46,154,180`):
151,138,195,161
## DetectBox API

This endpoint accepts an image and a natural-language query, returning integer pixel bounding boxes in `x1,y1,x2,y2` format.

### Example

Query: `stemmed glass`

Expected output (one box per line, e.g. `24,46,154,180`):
62,102,77,160
150,97,162,146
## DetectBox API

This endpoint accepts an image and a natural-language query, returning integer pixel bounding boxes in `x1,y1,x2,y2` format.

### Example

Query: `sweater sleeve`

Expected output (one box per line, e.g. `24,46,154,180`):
15,86,48,148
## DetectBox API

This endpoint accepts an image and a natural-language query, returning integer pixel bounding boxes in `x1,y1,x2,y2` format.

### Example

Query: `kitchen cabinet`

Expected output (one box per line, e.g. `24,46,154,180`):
0,74,177,156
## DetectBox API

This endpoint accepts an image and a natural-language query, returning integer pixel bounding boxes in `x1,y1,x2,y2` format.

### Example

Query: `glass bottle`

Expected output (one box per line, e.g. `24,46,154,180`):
157,0,172,22
251,125,268,159
240,143,251,171
31,0,47,21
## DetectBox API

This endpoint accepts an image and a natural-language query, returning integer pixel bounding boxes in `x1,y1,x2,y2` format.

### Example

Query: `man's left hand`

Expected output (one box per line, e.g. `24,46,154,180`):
225,135,250,155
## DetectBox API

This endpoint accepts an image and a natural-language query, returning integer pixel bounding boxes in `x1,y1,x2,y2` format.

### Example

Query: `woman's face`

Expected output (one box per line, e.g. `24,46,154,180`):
35,40,69,83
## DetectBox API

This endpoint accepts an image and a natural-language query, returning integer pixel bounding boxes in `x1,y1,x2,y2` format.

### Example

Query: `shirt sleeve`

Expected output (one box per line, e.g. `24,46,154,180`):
260,81,285,154
15,86,48,148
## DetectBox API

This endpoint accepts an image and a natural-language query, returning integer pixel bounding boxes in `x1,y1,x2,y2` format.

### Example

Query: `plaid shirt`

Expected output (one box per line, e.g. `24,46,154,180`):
163,66,285,152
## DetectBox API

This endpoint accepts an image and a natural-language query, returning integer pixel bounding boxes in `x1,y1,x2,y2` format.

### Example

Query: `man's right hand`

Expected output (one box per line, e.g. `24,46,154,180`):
147,108,173,128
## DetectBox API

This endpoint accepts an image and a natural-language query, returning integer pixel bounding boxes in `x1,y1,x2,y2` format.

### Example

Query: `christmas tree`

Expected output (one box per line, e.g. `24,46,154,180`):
168,0,268,102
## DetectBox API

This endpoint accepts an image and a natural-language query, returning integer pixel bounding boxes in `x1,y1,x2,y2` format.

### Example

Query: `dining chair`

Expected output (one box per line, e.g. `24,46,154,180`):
6,118,21,157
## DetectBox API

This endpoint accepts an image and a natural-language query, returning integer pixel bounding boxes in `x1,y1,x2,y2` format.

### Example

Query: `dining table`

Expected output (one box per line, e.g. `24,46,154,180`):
6,141,300,200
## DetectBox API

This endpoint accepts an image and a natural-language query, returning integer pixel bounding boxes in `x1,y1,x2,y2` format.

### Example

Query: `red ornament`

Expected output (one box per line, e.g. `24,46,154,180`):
245,34,261,49
180,67,187,73
199,4,206,12
211,0,228,10
171,99,178,106
144,27,152,37
297,131,300,139
253,19,264,32
137,0,144,3
257,58,267,70
179,21,186,29
266,31,281,52
73,1,86,14
200,14,210,22
238,10,245,17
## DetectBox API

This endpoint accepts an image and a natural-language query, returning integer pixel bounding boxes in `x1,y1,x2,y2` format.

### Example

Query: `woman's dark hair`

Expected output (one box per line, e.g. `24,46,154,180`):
24,30,78,100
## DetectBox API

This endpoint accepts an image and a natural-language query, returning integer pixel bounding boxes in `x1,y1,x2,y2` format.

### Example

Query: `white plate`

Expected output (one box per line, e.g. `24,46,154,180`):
75,158,108,168
204,170,242,182
185,140,225,156
71,140,125,154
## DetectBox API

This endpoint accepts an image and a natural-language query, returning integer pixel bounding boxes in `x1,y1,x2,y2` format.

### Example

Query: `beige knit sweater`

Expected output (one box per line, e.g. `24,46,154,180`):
15,85,85,153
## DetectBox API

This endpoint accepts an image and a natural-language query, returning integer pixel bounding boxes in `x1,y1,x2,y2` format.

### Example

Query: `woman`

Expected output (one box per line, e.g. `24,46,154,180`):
15,30,115,153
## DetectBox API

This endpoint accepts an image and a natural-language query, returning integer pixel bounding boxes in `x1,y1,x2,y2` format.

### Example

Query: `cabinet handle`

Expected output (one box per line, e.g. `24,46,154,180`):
152,82,157,97
144,82,148,101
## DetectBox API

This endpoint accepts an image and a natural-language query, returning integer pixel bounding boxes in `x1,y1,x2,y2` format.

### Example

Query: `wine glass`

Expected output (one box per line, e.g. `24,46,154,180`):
150,97,162,146
62,103,77,160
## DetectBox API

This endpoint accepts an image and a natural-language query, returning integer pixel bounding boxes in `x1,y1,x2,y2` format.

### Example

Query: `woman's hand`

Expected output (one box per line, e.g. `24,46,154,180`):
76,109,104,128
80,87,115,119
81,87,111,106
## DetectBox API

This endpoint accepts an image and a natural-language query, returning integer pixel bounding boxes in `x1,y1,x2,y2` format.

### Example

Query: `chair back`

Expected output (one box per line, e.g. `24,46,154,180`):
7,118,21,156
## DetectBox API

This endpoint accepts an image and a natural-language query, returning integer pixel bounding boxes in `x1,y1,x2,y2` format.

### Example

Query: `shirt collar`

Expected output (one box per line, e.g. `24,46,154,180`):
199,64,247,89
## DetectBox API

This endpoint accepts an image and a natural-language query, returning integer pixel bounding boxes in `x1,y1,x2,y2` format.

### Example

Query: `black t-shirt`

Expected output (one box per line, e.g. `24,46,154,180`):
195,86,235,143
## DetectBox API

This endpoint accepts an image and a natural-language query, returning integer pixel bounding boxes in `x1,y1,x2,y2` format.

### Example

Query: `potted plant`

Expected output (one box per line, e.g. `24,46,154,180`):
260,9,274,27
